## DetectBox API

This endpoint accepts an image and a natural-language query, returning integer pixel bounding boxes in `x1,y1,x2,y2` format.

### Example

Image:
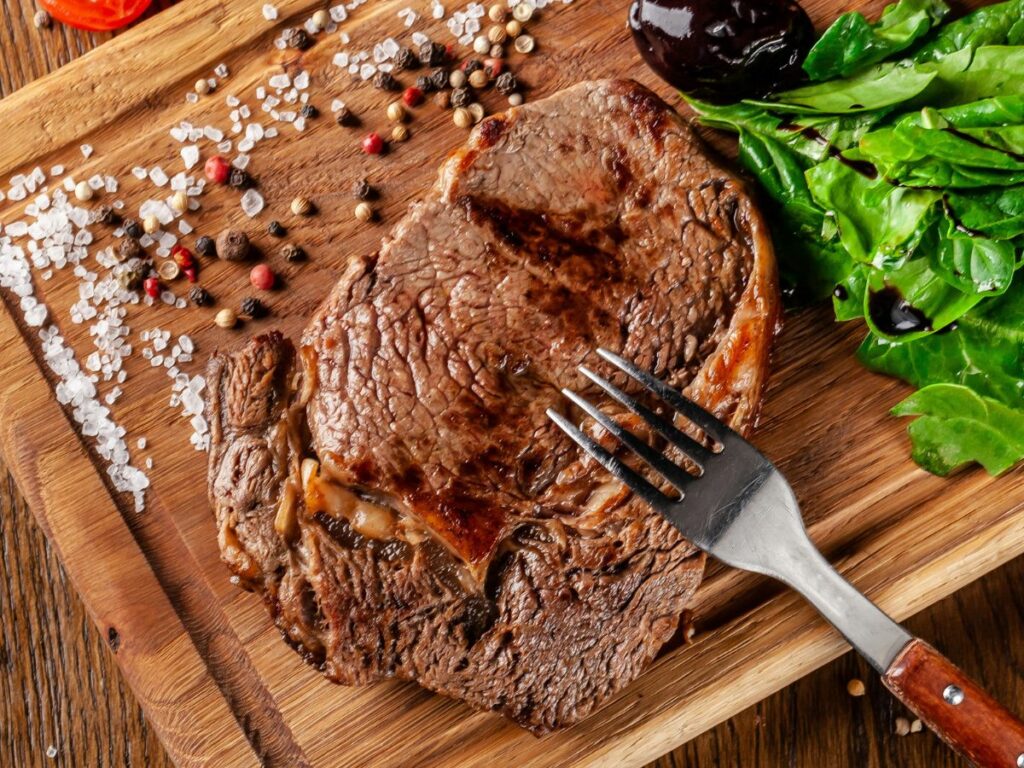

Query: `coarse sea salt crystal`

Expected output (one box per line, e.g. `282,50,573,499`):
132,166,147,180
268,73,291,89
217,140,233,153
339,31,350,43
333,52,349,67
412,31,429,46
80,144,93,158
214,63,229,78
359,63,376,80
178,220,193,235
262,3,278,19
329,4,347,21
264,126,278,139
232,154,251,170
294,71,309,89
204,126,224,142
240,189,264,217
185,92,199,104
226,94,240,107
331,98,346,112
50,164,64,176
181,145,200,170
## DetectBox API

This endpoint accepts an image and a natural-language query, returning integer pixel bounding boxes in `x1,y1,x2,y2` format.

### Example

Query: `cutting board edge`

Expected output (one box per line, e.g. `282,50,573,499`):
0,296,267,768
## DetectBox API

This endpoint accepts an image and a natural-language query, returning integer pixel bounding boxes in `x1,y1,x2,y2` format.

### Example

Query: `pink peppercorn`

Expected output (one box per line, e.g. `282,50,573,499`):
361,132,384,155
249,263,275,291
172,245,194,269
143,277,160,298
183,266,198,283
402,86,423,107
204,156,231,184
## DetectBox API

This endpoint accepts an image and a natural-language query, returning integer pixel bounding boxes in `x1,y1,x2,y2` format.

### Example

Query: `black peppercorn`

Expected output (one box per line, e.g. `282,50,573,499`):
415,74,435,93
418,41,446,66
228,168,252,189
393,46,417,72
335,105,357,126
450,87,470,108
463,59,483,75
123,218,143,239
428,68,448,91
188,286,212,306
118,237,142,262
268,220,286,237
495,71,518,95
95,205,120,226
240,296,268,318
372,71,399,91
287,28,312,50
352,178,375,200
281,244,305,262
300,103,318,119
195,235,216,257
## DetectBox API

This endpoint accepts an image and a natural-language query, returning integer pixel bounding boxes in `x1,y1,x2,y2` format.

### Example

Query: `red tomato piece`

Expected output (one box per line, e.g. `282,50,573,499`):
39,0,151,31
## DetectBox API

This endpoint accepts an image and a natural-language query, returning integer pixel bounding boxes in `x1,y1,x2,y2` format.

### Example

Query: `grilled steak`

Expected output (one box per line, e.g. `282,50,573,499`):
207,79,779,734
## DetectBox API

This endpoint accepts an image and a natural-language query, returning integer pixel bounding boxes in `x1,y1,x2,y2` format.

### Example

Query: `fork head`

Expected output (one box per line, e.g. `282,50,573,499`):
547,348,803,574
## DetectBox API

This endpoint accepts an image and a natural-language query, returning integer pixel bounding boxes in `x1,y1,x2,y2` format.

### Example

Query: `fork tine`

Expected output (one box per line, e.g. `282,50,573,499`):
596,348,729,443
578,365,714,468
560,388,695,492
546,408,672,511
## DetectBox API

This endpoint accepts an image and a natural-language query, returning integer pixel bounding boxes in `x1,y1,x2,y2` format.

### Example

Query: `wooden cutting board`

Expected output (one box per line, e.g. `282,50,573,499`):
1,0,1020,765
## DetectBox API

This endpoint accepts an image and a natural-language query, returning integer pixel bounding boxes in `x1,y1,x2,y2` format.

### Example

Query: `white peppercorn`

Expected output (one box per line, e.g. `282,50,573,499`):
387,101,407,122
215,308,238,329
74,180,93,202
354,202,375,222
514,34,535,54
453,107,473,128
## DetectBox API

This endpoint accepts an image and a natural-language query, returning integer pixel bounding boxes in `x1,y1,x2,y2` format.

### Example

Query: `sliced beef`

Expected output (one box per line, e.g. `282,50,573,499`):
207,79,779,734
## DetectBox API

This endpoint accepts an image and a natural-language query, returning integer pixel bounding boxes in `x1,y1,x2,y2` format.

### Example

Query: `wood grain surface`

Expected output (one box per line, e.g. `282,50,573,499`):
1,0,1023,766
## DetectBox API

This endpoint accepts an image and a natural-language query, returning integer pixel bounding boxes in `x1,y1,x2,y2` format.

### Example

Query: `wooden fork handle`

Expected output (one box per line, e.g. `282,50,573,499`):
883,639,1024,768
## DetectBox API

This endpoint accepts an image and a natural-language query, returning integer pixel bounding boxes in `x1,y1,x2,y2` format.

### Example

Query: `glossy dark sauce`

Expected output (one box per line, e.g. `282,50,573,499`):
629,0,815,101
868,287,932,336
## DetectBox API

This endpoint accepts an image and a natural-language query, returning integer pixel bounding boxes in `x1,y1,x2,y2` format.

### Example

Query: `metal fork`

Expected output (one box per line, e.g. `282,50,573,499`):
548,348,1024,768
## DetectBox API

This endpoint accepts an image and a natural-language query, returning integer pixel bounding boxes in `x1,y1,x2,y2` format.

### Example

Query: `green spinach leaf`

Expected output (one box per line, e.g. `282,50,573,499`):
891,383,1024,474
913,0,1024,62
803,0,949,81
806,155,939,263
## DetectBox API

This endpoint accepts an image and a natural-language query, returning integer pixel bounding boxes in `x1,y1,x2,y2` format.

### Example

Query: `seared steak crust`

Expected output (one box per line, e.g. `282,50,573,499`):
207,79,779,733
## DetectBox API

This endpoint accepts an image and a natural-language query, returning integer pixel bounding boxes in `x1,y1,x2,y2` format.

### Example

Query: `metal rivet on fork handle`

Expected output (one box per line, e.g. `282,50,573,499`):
943,684,965,706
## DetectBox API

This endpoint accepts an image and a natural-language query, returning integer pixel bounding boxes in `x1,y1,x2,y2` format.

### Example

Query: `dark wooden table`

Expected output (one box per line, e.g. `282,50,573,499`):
2,4,1023,766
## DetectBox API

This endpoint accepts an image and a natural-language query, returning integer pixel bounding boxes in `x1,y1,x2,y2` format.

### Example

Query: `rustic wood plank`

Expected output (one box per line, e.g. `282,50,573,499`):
1,0,1022,765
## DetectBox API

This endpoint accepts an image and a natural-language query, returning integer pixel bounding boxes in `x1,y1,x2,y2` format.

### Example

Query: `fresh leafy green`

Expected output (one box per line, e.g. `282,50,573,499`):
913,0,1024,61
772,62,938,113
803,0,949,81
806,155,940,264
932,226,1017,294
685,0,1024,476
891,384,1024,474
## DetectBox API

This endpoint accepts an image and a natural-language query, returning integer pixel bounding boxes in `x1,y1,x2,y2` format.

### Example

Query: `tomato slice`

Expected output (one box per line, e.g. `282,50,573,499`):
39,0,152,31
